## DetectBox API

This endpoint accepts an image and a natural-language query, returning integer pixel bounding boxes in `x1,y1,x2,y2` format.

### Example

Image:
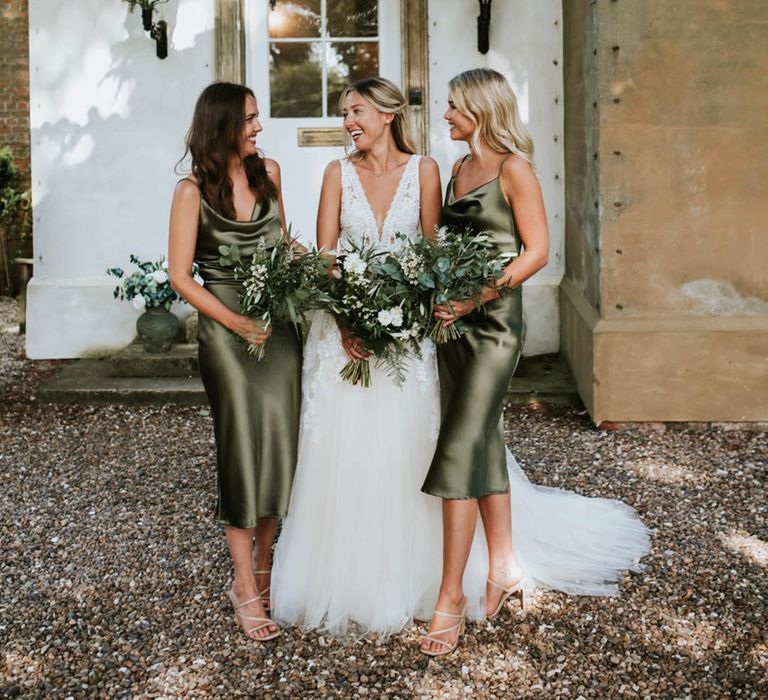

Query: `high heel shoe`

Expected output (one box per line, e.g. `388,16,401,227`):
253,569,272,611
251,550,272,611
487,577,530,618
228,586,281,642
420,600,468,657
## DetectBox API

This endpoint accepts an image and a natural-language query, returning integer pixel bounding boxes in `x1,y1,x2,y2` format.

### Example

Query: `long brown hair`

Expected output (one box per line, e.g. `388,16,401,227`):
339,77,416,160
178,82,276,219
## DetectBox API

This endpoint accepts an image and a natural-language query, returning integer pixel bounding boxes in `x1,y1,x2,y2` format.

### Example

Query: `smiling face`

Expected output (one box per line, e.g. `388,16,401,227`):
342,91,392,152
443,94,476,143
240,94,262,158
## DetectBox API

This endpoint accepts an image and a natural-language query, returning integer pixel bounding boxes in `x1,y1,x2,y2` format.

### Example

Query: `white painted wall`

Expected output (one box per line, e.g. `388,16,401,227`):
428,0,564,355
26,0,215,358
26,0,563,358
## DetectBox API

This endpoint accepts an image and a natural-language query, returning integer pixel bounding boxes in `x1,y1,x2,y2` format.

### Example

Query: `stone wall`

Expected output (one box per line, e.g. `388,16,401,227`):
561,0,768,423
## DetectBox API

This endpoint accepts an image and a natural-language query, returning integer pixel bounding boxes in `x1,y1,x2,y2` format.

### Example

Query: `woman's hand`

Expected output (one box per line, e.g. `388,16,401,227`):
338,322,371,360
434,299,477,327
289,239,308,256
230,315,272,345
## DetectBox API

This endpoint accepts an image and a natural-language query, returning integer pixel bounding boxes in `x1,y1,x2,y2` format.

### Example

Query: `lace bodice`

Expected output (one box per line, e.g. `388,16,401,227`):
338,155,422,253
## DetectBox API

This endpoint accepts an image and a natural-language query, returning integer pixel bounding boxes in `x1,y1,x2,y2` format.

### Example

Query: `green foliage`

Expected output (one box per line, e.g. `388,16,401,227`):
122,0,168,13
0,147,31,232
400,227,516,343
106,254,191,311
221,235,331,359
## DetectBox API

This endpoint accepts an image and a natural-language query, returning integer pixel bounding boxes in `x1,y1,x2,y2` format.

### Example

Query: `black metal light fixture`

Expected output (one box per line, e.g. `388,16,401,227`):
124,0,169,59
477,0,492,54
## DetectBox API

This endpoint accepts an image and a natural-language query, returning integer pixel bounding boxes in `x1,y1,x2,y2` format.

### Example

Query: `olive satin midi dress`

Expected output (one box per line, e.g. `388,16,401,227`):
422,156,524,499
194,192,302,528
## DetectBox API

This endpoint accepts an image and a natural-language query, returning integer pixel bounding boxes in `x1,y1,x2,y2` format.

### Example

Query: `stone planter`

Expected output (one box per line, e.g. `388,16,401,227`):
136,307,180,353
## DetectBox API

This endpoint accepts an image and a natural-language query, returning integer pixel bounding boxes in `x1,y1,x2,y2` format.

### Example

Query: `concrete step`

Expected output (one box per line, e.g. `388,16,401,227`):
107,342,199,378
38,359,207,405
506,354,581,406
37,351,579,407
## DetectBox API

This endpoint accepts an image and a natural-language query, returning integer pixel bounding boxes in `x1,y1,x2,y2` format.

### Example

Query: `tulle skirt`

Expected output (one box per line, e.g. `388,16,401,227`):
272,312,650,636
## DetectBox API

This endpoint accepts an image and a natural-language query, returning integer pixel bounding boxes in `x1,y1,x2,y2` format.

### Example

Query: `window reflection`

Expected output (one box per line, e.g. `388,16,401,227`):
268,0,321,38
327,42,379,116
327,0,378,37
270,43,323,117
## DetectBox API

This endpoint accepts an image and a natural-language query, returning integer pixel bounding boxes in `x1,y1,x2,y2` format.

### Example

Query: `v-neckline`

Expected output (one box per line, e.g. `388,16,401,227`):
349,155,414,240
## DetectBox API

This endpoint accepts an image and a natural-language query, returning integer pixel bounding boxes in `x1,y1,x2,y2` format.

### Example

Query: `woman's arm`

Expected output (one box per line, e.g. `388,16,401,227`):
435,154,549,322
316,160,369,360
316,160,342,255
418,157,442,239
167,179,269,344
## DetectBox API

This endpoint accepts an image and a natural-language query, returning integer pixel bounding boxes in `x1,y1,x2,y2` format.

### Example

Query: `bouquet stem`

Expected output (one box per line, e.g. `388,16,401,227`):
340,358,371,387
429,318,463,344
246,338,269,361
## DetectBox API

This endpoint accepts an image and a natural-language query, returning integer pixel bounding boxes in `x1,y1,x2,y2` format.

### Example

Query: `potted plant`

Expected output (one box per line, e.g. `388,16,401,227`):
107,255,191,353
0,147,31,297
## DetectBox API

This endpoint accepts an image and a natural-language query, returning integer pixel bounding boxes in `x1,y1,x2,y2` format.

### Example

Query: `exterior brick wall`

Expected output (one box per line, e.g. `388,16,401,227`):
0,0,32,284
0,0,30,174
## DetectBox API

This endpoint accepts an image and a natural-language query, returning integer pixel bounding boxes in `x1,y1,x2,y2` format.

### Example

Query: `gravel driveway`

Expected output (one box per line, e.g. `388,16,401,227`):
1,298,766,699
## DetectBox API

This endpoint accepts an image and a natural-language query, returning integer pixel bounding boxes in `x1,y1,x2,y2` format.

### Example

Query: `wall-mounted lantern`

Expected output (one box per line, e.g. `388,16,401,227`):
477,0,492,54
123,0,169,59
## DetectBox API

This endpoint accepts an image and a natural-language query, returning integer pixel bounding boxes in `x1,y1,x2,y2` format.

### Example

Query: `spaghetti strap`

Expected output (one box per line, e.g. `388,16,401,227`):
453,154,471,178
177,176,198,187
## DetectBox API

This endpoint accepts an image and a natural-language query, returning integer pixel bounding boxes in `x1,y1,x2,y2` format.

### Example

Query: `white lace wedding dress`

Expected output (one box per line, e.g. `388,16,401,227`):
271,155,650,637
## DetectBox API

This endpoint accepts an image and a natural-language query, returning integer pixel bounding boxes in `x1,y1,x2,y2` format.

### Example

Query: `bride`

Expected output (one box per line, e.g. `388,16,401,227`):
272,76,649,638
272,77,445,635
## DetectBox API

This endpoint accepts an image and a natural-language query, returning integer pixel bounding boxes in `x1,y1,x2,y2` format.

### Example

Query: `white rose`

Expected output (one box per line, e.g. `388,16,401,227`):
150,269,169,284
131,293,146,310
377,309,393,326
388,306,403,327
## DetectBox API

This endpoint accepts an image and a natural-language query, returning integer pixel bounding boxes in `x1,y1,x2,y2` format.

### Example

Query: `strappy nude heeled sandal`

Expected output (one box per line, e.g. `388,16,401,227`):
253,569,272,611
487,577,529,618
228,587,280,642
251,550,273,611
420,600,468,657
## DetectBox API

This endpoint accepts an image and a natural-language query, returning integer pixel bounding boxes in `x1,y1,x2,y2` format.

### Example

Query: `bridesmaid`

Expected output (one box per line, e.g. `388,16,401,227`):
420,68,549,655
168,82,301,642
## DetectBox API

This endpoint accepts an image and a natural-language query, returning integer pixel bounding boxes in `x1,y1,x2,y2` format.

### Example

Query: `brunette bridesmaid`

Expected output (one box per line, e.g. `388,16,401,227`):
168,82,301,642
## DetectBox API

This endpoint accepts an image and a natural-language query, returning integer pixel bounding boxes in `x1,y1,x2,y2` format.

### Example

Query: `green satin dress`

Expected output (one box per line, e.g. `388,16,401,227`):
194,193,302,528
422,156,524,499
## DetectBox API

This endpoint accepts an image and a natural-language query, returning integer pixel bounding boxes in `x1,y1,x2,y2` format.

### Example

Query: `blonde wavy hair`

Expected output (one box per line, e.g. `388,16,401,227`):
448,68,534,162
339,77,416,160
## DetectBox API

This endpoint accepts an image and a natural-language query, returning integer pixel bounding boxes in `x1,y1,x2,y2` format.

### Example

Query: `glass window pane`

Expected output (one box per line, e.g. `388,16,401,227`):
327,0,378,37
268,0,321,39
326,42,379,116
270,43,323,117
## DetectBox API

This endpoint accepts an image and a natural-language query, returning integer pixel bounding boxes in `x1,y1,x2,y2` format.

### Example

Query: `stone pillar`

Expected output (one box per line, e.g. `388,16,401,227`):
561,1,768,423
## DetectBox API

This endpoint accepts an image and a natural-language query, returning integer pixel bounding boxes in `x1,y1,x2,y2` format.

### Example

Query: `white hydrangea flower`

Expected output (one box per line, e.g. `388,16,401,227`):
150,269,169,284
131,293,146,310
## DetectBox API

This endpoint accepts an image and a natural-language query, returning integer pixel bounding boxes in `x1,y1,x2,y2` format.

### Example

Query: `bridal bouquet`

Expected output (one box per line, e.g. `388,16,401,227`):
324,244,423,387
219,234,330,360
401,226,516,343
